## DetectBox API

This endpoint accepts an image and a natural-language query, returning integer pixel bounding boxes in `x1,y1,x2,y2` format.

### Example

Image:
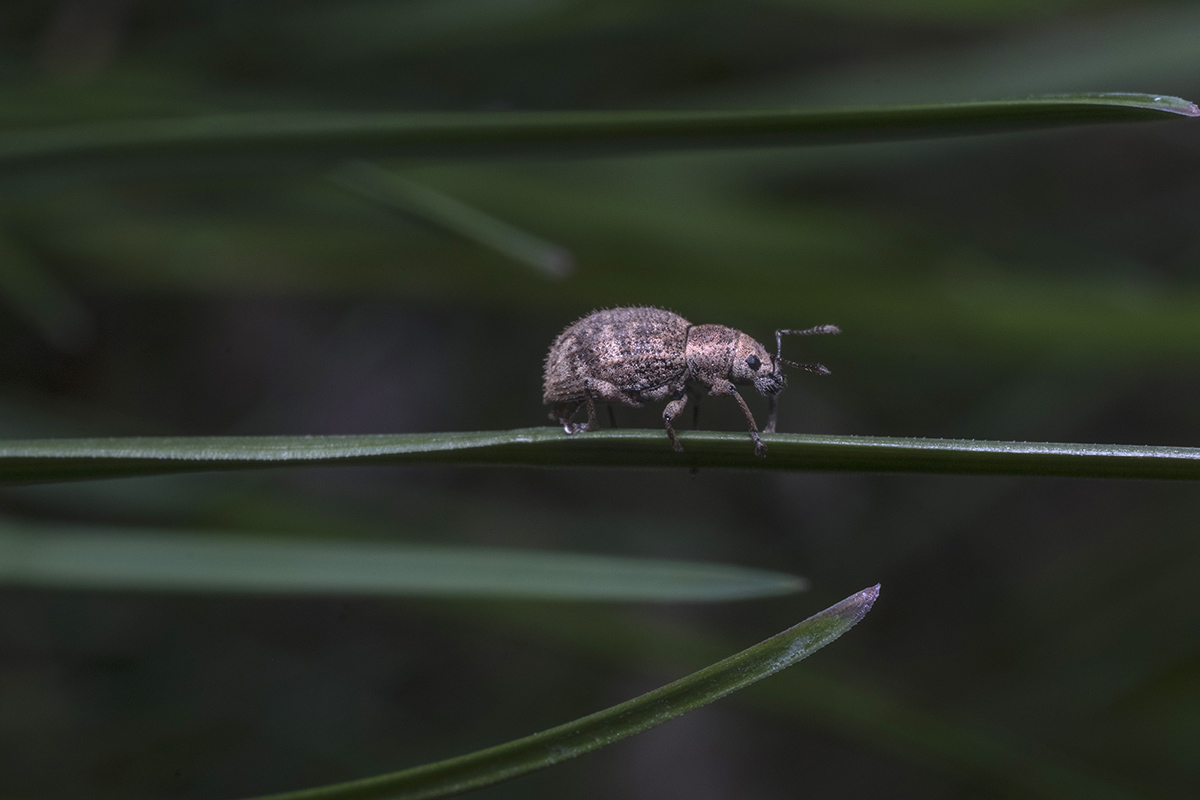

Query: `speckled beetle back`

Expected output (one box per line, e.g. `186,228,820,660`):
542,306,838,457
543,307,691,403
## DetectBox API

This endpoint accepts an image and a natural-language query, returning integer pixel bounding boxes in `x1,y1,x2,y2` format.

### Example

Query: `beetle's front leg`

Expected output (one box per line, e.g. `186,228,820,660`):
662,395,689,452
764,393,778,434
710,381,766,457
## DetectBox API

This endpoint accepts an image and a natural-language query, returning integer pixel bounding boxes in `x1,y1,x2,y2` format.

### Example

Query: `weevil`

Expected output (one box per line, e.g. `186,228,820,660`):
542,307,839,457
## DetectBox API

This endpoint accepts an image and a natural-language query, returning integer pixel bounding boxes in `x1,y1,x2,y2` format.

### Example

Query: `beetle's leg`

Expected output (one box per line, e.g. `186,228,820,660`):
710,381,766,457
580,378,641,432
764,393,778,434
582,391,598,432
687,386,703,430
663,395,689,452
551,401,585,434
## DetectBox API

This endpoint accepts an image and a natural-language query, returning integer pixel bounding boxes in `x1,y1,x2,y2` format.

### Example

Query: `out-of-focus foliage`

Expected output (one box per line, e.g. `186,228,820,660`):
2,1,1200,799
247,587,876,800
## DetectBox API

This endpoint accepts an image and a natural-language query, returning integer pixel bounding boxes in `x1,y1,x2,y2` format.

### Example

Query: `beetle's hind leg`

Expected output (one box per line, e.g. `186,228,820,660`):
550,401,589,434
573,378,643,435
582,392,598,432
551,389,601,435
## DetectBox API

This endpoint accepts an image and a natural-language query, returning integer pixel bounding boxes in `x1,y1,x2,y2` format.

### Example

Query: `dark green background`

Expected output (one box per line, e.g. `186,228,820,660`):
1,1,1199,798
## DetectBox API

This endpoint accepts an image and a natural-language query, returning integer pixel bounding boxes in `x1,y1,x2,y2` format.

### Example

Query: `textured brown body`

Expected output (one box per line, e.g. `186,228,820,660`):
543,307,838,456
543,307,692,406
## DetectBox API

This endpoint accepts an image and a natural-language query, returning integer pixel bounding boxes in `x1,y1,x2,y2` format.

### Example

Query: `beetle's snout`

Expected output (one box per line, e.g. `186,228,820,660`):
755,366,786,396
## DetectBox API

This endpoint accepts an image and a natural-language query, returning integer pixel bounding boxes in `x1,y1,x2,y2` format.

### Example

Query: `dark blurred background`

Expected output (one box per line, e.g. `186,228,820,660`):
2,1,1200,798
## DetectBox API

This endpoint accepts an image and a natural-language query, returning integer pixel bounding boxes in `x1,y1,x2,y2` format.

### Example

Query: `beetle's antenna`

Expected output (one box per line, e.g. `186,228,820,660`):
781,359,830,375
769,324,839,434
776,325,840,362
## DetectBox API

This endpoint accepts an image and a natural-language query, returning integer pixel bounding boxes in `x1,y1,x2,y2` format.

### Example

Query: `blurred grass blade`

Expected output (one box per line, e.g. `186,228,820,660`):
330,161,572,277
246,585,878,800
750,6,1200,107
0,231,92,351
0,524,805,601
3,428,1200,482
462,600,1140,800
0,95,1192,183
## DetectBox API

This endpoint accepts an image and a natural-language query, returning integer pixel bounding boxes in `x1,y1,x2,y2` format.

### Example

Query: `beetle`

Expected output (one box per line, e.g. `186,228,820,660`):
542,307,838,456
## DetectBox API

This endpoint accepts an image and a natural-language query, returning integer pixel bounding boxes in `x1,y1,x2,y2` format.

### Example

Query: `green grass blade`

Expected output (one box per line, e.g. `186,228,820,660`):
0,95,1192,183
244,585,878,800
462,601,1141,800
751,6,1200,109
329,161,573,277
0,524,805,601
2,428,1200,482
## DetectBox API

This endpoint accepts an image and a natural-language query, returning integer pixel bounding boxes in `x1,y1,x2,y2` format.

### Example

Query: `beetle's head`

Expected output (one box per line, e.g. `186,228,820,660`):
730,334,786,395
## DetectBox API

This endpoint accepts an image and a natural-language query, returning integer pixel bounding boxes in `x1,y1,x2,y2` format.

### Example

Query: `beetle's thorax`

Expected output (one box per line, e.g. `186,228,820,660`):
684,324,737,384
684,324,783,395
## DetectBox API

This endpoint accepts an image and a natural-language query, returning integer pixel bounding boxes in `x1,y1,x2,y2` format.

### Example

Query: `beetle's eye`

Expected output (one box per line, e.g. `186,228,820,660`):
746,355,761,371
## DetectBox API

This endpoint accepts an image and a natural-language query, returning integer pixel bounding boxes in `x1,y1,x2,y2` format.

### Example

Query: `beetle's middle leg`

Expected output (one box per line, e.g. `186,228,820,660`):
662,394,689,452
687,386,703,430
710,381,766,457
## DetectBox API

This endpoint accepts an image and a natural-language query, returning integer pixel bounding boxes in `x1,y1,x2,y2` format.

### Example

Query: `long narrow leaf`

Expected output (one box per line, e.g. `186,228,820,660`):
2,428,1200,482
0,524,805,601
459,600,1140,800
0,95,1193,184
330,161,573,278
246,585,878,800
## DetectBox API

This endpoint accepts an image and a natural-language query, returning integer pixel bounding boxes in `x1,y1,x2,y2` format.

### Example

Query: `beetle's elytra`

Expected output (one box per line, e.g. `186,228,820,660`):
542,307,838,457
